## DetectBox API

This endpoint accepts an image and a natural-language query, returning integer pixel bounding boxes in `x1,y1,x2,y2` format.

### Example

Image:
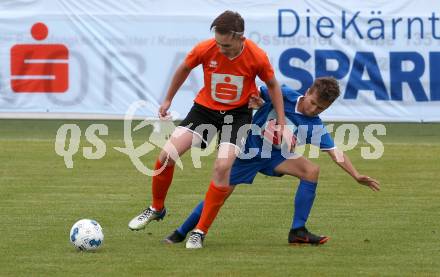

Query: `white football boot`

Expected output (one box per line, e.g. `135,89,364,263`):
128,206,167,230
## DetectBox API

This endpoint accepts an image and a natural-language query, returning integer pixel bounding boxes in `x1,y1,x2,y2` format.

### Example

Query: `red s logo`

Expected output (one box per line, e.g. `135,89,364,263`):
11,22,68,93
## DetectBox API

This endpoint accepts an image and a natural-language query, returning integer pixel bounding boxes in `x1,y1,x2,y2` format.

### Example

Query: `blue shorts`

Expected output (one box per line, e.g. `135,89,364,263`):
229,152,293,185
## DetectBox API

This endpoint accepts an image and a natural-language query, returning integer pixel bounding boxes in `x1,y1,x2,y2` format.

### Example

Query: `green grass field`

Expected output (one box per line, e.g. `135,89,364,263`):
1,119,439,276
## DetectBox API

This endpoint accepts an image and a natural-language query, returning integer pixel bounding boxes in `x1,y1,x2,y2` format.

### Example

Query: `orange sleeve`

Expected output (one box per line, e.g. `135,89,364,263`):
184,42,204,69
257,51,275,83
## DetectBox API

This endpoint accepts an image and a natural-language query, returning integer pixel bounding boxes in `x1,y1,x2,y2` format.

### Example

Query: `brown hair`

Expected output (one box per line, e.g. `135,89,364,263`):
310,77,340,103
210,10,244,38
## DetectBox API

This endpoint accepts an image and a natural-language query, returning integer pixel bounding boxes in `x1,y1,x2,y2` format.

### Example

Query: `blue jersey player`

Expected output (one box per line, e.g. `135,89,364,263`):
165,77,380,249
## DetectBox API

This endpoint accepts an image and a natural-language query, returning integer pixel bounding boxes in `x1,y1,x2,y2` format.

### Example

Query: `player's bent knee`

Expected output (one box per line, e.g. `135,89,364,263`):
158,150,176,166
304,164,319,182
213,159,231,174
213,160,233,180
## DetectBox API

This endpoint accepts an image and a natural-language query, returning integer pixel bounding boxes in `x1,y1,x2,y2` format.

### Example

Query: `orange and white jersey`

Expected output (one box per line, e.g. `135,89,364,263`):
185,38,274,111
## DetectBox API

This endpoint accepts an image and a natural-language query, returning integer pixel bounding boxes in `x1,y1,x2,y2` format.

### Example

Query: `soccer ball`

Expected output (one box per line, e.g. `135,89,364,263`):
69,219,104,251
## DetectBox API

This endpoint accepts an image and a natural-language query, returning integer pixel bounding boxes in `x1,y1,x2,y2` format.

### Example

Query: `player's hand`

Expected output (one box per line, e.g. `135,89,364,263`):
158,100,172,120
248,94,264,109
356,175,380,192
274,119,286,146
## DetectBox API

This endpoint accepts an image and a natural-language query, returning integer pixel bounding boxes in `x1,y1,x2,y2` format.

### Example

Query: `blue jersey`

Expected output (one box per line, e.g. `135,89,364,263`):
238,84,335,159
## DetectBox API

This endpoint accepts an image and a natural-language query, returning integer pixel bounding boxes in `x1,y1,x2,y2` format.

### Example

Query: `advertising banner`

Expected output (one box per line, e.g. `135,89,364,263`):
0,0,439,121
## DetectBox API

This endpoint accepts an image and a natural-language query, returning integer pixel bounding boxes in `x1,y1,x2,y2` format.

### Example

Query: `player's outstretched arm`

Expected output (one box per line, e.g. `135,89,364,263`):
264,78,286,144
264,78,286,126
159,62,192,119
325,148,380,192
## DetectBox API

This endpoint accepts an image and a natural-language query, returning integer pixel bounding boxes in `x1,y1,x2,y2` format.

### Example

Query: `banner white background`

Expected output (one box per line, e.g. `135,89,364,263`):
0,0,439,121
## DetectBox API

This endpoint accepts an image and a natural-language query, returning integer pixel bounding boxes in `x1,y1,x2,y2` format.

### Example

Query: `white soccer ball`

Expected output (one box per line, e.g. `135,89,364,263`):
69,219,104,251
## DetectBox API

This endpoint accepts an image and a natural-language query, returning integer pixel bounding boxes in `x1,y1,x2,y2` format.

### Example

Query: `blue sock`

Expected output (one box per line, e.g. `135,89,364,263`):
292,179,317,230
176,201,204,236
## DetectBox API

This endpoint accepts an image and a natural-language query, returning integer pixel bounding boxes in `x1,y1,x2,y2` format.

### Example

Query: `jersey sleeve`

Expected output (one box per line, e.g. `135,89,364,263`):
311,121,335,150
304,118,335,150
259,85,271,103
256,52,275,83
319,130,335,150
184,42,204,69
259,84,301,109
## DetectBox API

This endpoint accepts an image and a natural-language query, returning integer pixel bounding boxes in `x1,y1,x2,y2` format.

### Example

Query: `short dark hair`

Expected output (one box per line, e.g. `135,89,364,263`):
210,10,244,38
310,77,340,103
